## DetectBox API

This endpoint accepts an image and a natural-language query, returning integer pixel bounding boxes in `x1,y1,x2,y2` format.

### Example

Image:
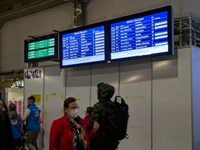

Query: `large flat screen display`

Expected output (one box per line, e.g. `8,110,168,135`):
60,23,108,68
24,33,58,62
110,6,173,61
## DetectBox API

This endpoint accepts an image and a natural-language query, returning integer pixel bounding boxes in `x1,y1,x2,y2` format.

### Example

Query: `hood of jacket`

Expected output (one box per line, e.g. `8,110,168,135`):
9,111,18,120
97,82,115,102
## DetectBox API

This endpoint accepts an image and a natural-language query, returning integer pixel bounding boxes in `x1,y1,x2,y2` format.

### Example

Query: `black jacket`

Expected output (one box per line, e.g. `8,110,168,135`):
90,82,119,148
0,110,15,150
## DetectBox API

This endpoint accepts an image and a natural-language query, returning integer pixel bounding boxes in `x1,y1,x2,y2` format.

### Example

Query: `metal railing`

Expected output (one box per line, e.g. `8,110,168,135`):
174,15,200,48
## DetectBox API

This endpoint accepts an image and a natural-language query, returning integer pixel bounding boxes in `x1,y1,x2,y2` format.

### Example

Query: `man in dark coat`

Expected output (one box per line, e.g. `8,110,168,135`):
90,82,119,150
0,109,15,150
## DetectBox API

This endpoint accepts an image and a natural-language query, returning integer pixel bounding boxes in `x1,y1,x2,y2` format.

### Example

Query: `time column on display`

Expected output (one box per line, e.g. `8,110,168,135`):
111,27,116,53
151,16,155,46
111,25,121,53
62,36,70,60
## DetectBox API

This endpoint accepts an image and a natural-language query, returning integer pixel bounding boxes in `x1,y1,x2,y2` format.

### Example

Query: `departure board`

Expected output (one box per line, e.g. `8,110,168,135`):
110,10,173,60
61,26,105,67
24,34,58,62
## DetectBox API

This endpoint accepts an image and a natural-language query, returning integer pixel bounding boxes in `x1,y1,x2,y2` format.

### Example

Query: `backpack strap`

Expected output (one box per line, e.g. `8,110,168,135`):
114,96,126,104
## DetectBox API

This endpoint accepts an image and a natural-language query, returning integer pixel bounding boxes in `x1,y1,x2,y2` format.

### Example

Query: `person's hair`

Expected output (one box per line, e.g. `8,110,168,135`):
9,103,16,111
86,107,93,116
28,96,35,103
0,99,8,112
9,103,19,119
64,97,76,109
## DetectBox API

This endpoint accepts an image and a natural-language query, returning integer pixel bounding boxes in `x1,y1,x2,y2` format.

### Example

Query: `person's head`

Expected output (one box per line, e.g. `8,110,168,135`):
27,96,35,106
97,82,115,101
9,103,16,111
0,99,8,112
85,107,93,117
64,97,79,119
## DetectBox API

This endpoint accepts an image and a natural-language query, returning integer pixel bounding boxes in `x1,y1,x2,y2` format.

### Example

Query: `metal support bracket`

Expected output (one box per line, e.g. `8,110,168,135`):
69,0,89,28
174,14,200,48
74,0,85,28
28,62,38,68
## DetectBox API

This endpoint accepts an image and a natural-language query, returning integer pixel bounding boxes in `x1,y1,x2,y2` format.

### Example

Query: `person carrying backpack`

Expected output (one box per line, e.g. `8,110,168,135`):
89,82,119,150
8,103,24,149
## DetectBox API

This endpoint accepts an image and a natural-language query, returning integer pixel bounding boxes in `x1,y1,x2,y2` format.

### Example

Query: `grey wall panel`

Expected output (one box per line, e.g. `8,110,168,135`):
152,47,192,150
0,3,74,72
66,66,91,119
3,0,200,72
86,0,200,24
43,65,65,150
24,67,44,150
91,63,119,107
192,46,200,150
119,59,152,150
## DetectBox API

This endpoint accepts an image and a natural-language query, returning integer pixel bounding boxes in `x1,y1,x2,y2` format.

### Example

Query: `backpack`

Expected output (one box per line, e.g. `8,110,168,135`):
101,96,129,140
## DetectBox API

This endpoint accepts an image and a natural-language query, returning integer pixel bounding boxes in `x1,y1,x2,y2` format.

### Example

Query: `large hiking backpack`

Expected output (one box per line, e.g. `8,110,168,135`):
101,96,129,140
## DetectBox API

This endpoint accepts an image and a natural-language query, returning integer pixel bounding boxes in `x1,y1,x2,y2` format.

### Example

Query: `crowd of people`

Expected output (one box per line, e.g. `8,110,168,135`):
0,82,120,150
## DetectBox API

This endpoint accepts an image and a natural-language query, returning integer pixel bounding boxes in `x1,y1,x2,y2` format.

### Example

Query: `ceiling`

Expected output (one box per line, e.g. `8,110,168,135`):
0,0,68,29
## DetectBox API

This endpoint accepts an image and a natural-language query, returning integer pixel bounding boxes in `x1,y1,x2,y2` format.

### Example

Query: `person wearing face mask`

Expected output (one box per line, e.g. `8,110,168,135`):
50,97,99,150
21,96,41,150
0,99,15,150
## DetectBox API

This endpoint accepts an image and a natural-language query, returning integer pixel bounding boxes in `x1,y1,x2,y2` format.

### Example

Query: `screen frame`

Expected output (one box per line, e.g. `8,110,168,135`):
24,33,59,63
59,22,110,68
108,5,174,62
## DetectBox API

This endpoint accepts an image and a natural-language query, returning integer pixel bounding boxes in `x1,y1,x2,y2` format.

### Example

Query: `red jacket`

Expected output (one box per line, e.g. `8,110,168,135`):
49,114,97,150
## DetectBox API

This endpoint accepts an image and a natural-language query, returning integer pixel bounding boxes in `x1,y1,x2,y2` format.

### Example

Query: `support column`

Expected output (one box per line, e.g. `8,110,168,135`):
74,0,85,28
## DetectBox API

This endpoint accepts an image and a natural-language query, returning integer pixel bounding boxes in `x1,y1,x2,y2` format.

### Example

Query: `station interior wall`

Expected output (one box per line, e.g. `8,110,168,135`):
8,88,23,101
1,0,200,149
24,46,198,150
192,46,200,150
1,0,200,72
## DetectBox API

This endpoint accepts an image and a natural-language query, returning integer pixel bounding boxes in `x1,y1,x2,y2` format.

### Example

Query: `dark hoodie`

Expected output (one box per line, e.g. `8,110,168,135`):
0,110,15,150
90,82,119,149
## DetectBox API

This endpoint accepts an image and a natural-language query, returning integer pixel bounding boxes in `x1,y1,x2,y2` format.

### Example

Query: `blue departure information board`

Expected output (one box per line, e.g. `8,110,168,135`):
61,26,105,67
110,11,171,60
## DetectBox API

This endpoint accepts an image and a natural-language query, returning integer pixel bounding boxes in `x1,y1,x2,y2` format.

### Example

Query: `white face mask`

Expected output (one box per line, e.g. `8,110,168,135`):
69,108,79,118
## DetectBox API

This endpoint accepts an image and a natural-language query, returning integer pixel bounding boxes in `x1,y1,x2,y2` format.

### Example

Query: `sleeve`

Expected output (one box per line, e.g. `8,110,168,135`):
39,116,43,124
19,116,24,136
89,103,101,128
21,108,31,123
4,112,15,149
49,120,61,150
81,118,99,141
88,129,99,141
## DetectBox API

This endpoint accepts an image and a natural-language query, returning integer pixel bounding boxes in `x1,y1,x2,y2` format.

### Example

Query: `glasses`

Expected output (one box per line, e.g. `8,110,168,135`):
69,106,80,109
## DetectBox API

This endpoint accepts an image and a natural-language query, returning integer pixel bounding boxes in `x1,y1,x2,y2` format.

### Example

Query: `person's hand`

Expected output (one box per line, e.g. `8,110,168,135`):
2,107,6,111
93,121,99,133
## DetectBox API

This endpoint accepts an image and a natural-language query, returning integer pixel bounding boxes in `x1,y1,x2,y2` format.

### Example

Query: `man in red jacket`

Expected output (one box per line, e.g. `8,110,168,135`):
50,97,99,150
